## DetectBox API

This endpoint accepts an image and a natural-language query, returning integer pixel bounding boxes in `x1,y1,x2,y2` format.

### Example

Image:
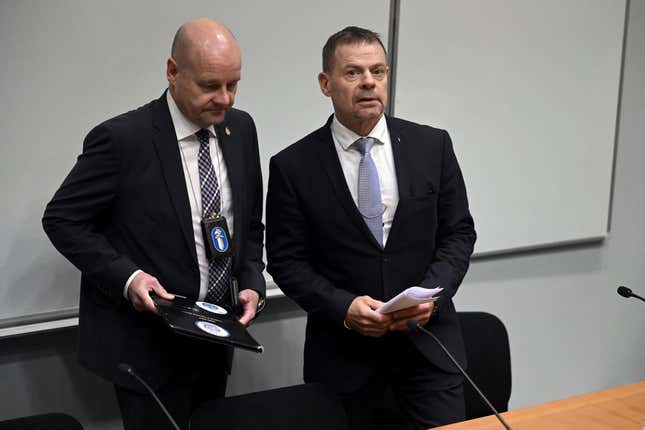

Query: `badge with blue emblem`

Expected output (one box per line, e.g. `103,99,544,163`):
202,216,232,259
211,227,229,252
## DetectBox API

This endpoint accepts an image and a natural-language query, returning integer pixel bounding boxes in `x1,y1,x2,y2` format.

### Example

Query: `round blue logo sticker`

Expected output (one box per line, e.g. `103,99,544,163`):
211,227,229,253
196,301,227,315
195,321,230,338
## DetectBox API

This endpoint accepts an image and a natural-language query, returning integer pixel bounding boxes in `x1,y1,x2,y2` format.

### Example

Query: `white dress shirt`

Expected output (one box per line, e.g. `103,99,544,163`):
330,114,399,245
124,92,234,300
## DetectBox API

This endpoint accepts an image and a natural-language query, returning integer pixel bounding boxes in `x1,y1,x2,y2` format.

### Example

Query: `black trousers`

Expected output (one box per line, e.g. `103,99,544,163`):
338,334,465,430
114,369,227,430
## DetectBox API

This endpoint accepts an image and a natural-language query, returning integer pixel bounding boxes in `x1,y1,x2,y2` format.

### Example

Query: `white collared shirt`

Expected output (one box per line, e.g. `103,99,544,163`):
124,93,234,300
167,92,234,300
331,114,399,245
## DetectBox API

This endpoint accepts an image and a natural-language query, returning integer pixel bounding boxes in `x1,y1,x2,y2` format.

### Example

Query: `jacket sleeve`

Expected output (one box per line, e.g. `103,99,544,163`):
419,129,476,310
42,124,137,302
236,114,267,307
266,156,355,326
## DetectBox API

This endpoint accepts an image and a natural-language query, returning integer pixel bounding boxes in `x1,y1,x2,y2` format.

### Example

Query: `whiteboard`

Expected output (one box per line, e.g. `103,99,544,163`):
394,0,625,255
0,0,390,326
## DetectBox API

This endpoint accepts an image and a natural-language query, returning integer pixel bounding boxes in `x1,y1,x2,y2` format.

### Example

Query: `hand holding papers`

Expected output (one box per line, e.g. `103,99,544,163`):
377,286,442,314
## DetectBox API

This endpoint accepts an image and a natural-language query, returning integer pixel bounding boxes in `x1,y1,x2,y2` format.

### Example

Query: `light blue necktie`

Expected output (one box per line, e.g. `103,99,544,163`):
196,129,232,304
354,137,383,246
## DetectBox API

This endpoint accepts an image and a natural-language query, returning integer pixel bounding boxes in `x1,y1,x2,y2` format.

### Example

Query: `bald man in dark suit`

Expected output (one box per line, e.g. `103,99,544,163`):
43,19,265,430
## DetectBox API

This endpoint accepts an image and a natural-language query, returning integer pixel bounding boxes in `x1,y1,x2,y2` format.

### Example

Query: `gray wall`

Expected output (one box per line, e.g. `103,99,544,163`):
1,1,644,429
0,0,390,327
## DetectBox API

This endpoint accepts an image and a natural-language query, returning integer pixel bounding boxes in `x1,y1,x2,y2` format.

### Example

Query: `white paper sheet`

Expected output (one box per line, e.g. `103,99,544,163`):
376,286,442,314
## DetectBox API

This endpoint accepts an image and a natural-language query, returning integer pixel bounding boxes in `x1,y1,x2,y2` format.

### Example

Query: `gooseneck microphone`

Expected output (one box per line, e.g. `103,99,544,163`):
118,363,181,430
617,286,645,303
407,320,513,430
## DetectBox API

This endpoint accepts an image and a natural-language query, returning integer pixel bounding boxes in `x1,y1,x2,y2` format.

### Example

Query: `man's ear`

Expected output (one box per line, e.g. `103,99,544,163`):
318,72,331,97
166,57,178,85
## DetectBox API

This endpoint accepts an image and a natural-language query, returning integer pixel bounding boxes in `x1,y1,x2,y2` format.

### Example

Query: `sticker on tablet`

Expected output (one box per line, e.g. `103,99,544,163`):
196,301,228,315
195,321,230,338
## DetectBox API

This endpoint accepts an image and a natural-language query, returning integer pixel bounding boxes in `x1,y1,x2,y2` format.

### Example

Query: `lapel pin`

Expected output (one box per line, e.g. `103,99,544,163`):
225,127,231,136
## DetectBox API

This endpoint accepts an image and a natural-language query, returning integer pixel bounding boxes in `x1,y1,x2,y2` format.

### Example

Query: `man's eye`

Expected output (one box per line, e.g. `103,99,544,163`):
227,82,237,91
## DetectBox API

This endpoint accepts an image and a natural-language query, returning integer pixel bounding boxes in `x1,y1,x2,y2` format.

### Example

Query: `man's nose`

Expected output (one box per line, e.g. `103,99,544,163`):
212,87,231,106
360,71,376,88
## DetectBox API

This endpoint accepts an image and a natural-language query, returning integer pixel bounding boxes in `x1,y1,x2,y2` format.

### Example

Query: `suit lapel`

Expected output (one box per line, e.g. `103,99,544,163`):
151,95,198,264
316,116,383,249
386,116,416,250
387,117,413,202
215,119,243,259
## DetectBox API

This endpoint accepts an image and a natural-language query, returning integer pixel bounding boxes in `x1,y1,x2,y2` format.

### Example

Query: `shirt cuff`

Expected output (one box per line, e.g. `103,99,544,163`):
123,269,143,300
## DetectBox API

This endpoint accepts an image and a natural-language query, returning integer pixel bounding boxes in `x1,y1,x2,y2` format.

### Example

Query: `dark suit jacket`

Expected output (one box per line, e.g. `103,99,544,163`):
43,93,265,391
266,115,476,392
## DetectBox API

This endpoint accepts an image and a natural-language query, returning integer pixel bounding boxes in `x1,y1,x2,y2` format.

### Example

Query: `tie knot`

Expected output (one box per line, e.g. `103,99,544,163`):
353,137,376,155
196,129,210,145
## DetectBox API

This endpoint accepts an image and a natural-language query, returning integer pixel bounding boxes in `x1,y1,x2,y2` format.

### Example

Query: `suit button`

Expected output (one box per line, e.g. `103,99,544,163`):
383,257,389,263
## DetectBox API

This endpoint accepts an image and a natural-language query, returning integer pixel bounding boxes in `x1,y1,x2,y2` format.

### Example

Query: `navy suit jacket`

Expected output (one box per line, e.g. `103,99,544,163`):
43,93,265,391
266,115,476,392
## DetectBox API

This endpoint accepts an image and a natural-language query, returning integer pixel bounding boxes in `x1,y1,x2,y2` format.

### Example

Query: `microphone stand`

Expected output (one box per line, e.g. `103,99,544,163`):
118,363,181,430
408,320,513,430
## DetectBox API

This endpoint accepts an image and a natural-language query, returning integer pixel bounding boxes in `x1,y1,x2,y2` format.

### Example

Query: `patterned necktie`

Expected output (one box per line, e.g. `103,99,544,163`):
196,129,232,304
353,137,383,246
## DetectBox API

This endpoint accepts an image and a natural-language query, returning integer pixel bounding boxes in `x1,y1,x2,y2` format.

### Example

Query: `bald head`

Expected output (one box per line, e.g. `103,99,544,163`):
167,18,242,127
171,18,240,68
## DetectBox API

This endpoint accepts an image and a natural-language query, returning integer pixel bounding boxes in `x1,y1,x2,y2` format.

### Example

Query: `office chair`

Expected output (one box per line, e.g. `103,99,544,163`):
190,382,348,430
0,413,83,430
458,311,512,420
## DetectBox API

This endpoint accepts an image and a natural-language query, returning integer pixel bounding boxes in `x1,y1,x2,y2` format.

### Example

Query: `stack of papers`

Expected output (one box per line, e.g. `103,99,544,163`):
377,286,442,314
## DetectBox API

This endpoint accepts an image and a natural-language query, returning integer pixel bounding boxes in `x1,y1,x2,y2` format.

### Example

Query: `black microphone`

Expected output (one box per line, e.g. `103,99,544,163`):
118,363,181,430
617,286,645,303
407,320,513,430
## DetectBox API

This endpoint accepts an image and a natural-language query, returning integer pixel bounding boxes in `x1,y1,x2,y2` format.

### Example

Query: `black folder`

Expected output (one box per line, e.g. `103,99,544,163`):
152,295,263,353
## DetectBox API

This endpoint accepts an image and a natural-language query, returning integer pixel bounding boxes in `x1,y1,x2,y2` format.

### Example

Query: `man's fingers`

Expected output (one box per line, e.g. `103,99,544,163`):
363,296,385,310
391,302,432,320
388,314,432,332
346,296,393,337
141,294,160,315
128,272,170,315
354,313,391,332
236,289,259,326
358,298,391,323
131,292,158,314
151,284,175,301
238,289,259,307
350,314,391,336
347,296,438,335
389,320,409,331
386,302,435,332
238,307,256,326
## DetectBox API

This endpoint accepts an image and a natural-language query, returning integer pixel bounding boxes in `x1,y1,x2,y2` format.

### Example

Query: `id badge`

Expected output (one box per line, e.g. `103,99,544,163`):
201,216,232,260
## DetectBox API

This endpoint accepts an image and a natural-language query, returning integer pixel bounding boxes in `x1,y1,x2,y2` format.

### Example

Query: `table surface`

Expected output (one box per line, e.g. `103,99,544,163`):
435,380,645,430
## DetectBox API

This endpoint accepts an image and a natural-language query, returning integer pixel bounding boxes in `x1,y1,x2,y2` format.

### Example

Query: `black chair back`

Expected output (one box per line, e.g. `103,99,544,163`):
0,413,83,430
458,311,512,419
190,383,347,430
